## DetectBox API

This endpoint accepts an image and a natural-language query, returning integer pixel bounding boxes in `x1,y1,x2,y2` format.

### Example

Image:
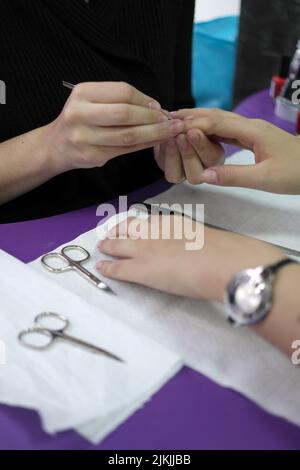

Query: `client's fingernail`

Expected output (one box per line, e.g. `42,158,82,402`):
188,131,199,144
99,238,108,249
177,135,189,151
96,261,103,270
202,169,218,184
149,100,161,110
167,138,176,148
169,119,184,135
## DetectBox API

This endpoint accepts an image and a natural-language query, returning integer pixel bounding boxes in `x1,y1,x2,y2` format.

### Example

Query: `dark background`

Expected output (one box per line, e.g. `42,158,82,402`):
234,0,300,105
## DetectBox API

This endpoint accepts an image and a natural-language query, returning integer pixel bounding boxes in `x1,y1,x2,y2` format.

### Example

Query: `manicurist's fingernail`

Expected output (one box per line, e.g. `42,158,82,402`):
169,119,184,135
149,100,161,110
202,169,218,184
161,109,172,119
158,113,169,122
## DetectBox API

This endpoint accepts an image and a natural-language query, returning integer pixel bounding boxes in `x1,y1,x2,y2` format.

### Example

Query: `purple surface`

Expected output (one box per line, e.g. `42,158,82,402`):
224,89,296,157
1,91,300,450
235,89,296,133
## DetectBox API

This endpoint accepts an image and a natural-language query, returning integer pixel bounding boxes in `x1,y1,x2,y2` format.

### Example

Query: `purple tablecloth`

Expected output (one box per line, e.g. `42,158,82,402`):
235,90,296,133
0,90,300,450
224,89,296,157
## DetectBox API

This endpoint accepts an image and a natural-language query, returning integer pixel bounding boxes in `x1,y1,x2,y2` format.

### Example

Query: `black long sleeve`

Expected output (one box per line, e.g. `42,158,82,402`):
0,0,195,222
173,0,196,111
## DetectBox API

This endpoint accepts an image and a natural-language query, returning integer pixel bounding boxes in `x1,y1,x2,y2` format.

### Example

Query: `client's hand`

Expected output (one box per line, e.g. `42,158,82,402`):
173,108,300,194
47,82,184,172
96,214,300,357
96,215,281,302
154,130,224,185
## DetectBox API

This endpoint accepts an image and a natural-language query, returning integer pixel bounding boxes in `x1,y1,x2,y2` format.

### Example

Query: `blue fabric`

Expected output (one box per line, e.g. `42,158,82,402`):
192,16,239,110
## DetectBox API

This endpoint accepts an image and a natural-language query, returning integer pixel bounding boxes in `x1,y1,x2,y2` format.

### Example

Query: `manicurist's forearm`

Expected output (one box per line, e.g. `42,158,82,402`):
251,263,300,357
0,82,184,207
0,124,63,205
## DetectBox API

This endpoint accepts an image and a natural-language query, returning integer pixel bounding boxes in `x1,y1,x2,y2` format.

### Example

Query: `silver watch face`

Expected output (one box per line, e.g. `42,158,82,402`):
224,267,273,326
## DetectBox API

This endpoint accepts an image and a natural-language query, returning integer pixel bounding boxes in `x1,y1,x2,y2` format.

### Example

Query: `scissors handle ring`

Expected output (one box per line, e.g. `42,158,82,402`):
61,245,90,263
18,327,54,350
35,312,70,331
41,253,71,273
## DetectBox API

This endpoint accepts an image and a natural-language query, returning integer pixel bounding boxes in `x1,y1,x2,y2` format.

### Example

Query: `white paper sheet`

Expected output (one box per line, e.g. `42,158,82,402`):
30,149,300,440
0,250,181,439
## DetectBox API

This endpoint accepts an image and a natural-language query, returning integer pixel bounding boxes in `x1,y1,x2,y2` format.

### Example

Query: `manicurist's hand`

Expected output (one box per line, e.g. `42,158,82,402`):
173,108,300,194
47,82,185,172
0,81,185,205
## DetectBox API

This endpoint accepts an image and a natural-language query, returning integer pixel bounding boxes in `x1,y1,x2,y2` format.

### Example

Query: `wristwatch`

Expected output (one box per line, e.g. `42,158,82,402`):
224,258,297,326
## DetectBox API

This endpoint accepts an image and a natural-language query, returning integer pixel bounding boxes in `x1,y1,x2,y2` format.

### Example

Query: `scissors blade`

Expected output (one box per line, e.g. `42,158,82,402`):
61,332,124,362
91,346,124,363
97,280,116,294
64,254,116,294
138,203,300,259
76,266,116,294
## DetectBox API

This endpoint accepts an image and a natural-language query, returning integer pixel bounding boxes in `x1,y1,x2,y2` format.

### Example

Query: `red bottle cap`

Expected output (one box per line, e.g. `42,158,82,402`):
296,111,300,135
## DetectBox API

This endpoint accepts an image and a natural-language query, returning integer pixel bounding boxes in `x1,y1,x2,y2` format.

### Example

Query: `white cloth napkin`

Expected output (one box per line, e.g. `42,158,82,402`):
30,149,300,439
0,250,181,440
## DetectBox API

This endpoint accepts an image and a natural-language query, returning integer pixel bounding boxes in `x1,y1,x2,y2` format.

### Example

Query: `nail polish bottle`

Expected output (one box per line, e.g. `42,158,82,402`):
296,111,300,137
270,55,291,100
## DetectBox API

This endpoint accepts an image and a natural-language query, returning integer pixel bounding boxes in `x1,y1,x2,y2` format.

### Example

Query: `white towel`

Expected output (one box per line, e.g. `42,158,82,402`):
0,250,181,440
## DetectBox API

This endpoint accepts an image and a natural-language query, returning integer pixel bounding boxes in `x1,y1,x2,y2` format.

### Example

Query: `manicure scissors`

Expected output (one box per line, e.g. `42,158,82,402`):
18,312,123,362
41,245,114,294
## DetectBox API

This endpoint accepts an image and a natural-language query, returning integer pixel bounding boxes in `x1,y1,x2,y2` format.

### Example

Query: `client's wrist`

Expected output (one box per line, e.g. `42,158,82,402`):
249,262,300,355
220,255,297,328
252,262,300,328
214,250,284,305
